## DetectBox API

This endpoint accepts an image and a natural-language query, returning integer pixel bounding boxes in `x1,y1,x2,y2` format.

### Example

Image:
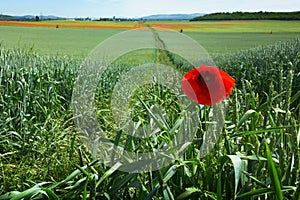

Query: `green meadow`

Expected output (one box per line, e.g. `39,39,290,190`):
0,26,123,57
0,20,299,56
0,20,299,199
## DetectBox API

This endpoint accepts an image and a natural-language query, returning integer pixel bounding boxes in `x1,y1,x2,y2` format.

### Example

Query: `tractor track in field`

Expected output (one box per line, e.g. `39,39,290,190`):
147,24,177,67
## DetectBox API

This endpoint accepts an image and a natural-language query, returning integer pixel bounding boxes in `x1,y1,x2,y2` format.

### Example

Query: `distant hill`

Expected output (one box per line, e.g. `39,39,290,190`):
191,11,300,21
141,13,205,20
39,15,67,20
0,13,204,21
14,15,36,20
0,14,66,21
0,14,15,20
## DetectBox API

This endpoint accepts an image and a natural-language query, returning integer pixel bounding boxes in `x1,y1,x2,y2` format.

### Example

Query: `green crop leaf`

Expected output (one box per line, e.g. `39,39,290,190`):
11,188,47,200
96,162,122,188
265,140,283,200
227,155,242,198
145,185,159,200
0,192,21,200
163,185,175,200
237,188,272,199
176,187,201,200
43,188,60,200
163,165,178,183
231,126,293,138
237,186,296,199
237,109,257,127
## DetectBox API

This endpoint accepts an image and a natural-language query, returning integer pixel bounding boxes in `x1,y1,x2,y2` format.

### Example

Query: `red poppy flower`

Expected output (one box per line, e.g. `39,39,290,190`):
181,65,235,105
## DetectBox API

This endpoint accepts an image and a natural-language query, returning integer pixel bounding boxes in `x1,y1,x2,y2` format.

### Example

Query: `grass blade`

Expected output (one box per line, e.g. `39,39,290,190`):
163,185,175,200
0,192,21,200
176,187,201,200
110,173,136,194
237,186,296,199
231,126,295,138
145,185,159,200
43,188,60,200
237,109,257,127
227,155,242,198
265,139,283,200
237,188,272,199
163,165,178,183
96,162,122,188
10,188,47,200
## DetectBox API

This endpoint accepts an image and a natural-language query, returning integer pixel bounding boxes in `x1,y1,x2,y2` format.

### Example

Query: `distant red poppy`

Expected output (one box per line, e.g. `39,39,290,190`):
181,65,235,105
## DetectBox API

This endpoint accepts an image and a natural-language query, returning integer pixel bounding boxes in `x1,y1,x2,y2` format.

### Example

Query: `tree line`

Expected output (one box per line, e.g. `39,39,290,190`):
191,11,300,21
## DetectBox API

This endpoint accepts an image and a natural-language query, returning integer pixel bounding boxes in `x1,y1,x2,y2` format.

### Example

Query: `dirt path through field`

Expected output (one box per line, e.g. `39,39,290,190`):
147,25,175,66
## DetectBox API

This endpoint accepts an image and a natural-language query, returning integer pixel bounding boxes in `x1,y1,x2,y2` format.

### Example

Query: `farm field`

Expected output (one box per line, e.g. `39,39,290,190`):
1,20,299,32
0,20,299,56
147,20,300,33
0,20,299,199
0,25,123,57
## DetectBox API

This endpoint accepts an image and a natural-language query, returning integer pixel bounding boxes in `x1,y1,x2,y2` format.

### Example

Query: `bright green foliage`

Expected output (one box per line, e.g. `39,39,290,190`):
0,48,82,193
0,26,123,57
0,22,299,56
0,37,299,199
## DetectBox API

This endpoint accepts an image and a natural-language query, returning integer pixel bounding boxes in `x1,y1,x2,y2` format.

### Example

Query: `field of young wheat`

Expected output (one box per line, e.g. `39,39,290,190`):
0,21,299,199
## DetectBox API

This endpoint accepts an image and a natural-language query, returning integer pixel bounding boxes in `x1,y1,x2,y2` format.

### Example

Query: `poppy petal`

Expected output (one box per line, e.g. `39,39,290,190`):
181,65,235,105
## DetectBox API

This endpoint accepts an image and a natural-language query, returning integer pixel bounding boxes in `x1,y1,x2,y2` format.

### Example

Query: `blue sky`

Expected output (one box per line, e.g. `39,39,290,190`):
1,0,299,18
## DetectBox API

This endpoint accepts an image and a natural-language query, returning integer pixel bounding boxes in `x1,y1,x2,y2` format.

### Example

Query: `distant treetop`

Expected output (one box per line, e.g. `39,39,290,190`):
190,11,300,21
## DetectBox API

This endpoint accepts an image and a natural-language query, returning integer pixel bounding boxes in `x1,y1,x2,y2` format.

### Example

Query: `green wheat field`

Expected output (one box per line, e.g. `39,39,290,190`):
0,20,299,199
